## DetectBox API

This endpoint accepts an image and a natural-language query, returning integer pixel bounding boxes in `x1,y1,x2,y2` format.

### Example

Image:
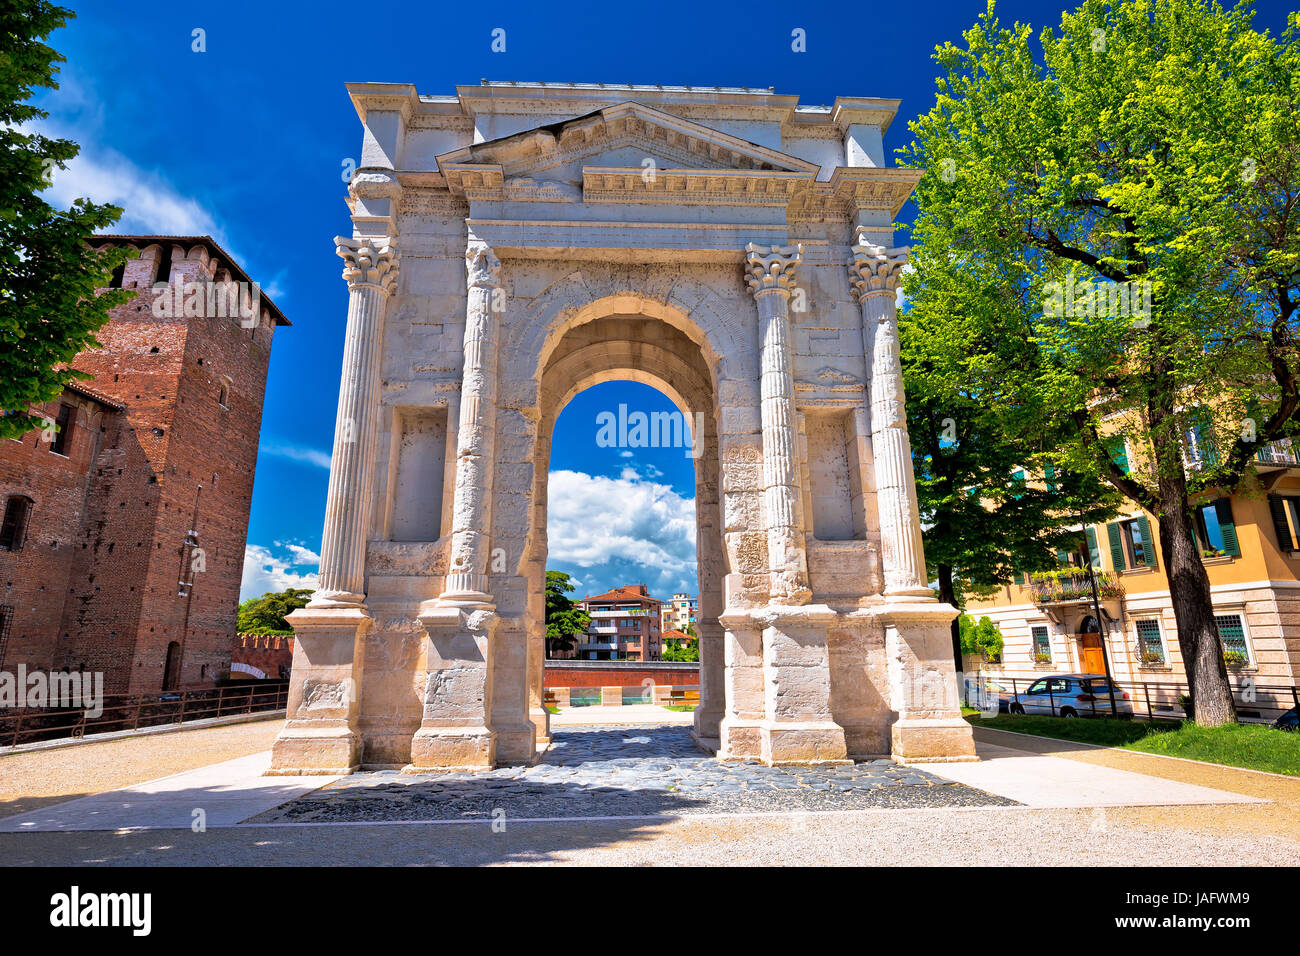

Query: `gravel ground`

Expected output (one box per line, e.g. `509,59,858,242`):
249,724,1017,823
0,718,285,819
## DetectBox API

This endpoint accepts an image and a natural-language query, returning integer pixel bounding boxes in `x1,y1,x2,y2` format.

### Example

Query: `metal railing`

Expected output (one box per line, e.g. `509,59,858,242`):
964,674,1297,723
1257,438,1300,466
1027,571,1125,605
1,680,290,749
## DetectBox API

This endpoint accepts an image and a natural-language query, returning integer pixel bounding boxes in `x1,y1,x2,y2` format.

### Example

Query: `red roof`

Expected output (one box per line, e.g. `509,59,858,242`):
662,629,692,642
582,584,663,605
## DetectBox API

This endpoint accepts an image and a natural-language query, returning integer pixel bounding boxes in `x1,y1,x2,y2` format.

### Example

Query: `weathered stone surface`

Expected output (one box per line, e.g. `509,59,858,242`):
270,82,974,774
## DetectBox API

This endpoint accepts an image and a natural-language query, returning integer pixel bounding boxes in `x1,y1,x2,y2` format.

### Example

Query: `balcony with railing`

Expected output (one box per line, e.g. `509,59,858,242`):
1028,570,1125,606
1256,438,1299,467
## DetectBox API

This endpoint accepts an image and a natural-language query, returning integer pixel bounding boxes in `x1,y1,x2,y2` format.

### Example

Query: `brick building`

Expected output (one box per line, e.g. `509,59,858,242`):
0,235,288,693
577,584,663,661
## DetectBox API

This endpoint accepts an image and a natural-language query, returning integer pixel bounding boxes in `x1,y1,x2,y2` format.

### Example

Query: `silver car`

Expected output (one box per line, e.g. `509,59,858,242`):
1008,673,1133,718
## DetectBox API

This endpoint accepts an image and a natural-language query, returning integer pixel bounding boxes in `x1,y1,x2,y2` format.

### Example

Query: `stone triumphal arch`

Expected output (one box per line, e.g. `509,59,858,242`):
269,81,976,774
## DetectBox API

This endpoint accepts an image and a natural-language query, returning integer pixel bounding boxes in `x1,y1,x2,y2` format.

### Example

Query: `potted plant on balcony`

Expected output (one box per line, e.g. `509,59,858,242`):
1223,650,1248,668
1138,650,1164,667
1033,651,1052,665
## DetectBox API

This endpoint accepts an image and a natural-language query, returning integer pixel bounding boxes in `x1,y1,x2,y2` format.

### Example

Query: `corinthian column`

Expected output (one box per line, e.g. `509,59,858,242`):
269,236,398,776
744,243,811,606
312,237,400,608
851,240,975,764
849,242,931,601
438,239,503,608
409,237,504,771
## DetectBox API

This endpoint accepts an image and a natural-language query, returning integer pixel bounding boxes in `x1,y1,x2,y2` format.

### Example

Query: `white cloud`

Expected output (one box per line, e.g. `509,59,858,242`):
546,468,696,588
278,542,322,565
240,543,319,602
262,442,331,470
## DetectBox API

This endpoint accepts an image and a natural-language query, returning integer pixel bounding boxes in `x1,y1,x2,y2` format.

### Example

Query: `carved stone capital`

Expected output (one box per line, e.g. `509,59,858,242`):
849,243,910,303
336,236,399,294
744,243,802,298
466,240,502,290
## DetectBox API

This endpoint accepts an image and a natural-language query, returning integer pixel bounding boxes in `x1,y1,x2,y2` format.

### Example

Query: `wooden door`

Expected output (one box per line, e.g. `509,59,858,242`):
1079,633,1105,674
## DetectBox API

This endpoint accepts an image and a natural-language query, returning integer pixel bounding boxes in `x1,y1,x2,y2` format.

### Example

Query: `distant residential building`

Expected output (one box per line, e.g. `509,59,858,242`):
660,592,698,633
578,584,663,661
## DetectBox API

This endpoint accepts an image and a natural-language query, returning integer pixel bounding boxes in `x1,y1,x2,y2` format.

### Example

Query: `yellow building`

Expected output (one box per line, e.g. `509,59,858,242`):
964,439,1300,721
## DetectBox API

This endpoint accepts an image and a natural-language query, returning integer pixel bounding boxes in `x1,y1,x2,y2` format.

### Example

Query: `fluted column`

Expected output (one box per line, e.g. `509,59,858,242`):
312,237,399,608
850,242,932,602
744,243,811,606
439,239,503,607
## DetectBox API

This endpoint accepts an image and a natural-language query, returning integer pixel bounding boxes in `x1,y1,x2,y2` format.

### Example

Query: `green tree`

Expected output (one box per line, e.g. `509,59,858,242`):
237,588,313,635
957,614,1005,663
545,570,590,658
1,1,134,440
904,296,1121,671
901,0,1300,725
661,632,699,662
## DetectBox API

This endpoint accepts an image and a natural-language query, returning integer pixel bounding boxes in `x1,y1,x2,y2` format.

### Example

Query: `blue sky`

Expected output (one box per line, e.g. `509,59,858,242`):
32,0,1293,604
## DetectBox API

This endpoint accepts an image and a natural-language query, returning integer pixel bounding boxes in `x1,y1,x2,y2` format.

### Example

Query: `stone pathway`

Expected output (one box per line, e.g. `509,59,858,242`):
249,724,1017,823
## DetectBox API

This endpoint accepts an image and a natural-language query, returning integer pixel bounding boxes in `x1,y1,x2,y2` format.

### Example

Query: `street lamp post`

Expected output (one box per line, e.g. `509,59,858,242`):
1078,519,1120,715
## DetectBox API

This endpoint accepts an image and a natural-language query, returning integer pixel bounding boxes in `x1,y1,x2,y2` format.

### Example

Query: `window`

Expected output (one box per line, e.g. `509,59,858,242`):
1104,436,1130,475
0,604,12,667
218,377,231,409
1214,614,1250,665
0,496,32,551
50,402,74,456
1268,494,1300,553
1031,625,1052,663
1185,405,1219,468
1108,516,1156,570
1192,498,1239,558
1135,618,1165,665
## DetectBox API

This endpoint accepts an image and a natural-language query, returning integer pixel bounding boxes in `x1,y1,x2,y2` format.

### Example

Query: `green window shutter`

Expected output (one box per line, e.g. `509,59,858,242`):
1268,494,1294,552
1214,498,1240,557
1107,522,1125,570
1136,514,1156,567
1013,571,1025,586
1055,548,1069,566
1085,526,1101,570
1045,464,1058,493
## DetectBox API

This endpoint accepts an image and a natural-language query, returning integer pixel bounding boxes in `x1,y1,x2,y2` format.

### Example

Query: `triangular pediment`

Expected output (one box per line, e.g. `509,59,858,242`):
437,101,819,198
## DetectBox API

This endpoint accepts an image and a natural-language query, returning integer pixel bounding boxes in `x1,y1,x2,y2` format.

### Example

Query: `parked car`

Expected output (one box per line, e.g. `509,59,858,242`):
1008,674,1133,718
1273,707,1299,732
967,678,1013,714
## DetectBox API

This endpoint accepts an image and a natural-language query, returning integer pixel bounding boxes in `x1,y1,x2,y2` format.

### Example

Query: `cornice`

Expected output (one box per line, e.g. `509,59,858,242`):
582,167,813,206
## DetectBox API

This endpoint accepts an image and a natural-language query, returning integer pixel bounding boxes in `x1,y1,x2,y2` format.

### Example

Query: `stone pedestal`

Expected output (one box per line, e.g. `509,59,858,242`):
717,608,765,760
691,618,724,748
873,601,977,763
756,604,850,765
405,606,498,771
267,606,369,774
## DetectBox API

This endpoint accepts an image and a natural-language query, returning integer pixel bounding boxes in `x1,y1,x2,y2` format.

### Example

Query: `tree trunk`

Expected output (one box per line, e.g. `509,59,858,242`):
937,563,963,675
1152,467,1237,726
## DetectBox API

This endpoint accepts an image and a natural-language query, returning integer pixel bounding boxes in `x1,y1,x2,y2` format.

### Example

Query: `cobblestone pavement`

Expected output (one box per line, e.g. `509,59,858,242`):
249,724,1018,823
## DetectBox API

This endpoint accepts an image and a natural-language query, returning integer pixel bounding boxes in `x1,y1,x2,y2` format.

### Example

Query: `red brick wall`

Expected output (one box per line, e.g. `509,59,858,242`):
1,239,281,694
230,633,294,680
544,662,700,687
0,393,122,672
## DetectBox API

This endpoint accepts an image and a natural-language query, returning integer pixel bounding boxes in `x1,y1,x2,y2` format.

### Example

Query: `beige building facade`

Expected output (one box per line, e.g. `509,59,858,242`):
966,445,1300,719
270,81,975,774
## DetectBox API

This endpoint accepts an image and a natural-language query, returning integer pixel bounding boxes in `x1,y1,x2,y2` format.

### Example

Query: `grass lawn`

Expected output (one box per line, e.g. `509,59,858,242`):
664,704,698,712
966,713,1300,777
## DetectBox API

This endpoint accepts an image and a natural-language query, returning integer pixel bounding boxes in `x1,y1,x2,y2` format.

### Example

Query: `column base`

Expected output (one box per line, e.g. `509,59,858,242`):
404,726,497,772
266,727,360,776
494,721,538,765
890,717,978,764
760,719,851,766
717,717,764,761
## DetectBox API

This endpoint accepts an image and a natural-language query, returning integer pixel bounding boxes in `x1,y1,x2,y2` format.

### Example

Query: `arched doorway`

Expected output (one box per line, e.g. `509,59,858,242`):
525,312,725,753
1078,615,1105,674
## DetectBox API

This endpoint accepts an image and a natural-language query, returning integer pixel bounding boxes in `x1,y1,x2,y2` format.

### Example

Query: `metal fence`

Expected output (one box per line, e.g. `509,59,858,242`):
964,673,1298,723
1,680,290,749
